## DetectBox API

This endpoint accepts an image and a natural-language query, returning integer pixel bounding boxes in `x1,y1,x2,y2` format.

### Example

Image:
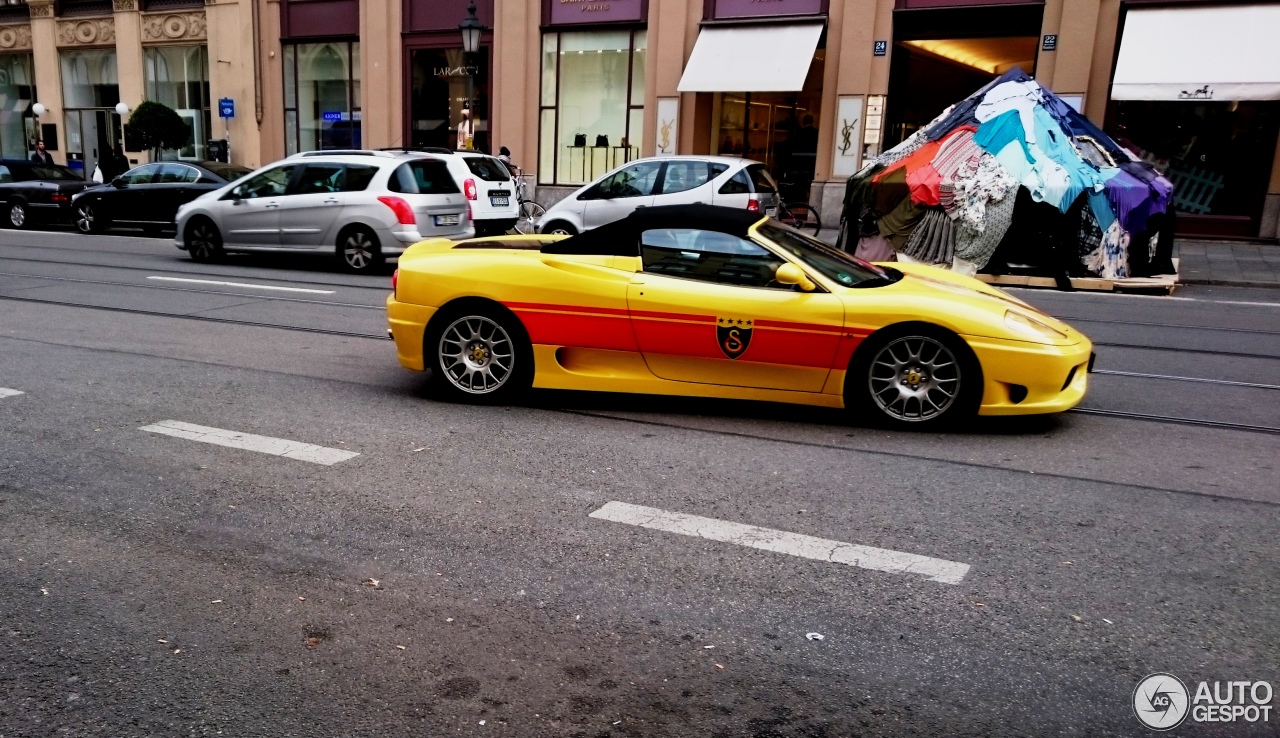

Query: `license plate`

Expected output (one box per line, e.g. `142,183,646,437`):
435,214,460,226
765,207,778,217
490,196,509,207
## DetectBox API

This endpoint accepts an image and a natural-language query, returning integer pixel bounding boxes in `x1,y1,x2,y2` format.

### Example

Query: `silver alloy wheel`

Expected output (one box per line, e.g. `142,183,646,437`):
868,335,961,422
9,203,24,227
188,222,217,259
438,315,514,394
76,204,94,233
342,230,376,270
547,224,573,236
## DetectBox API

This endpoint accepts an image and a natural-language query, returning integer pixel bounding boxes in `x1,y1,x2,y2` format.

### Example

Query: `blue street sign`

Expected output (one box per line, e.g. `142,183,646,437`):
218,98,234,118
322,111,343,122
873,40,888,56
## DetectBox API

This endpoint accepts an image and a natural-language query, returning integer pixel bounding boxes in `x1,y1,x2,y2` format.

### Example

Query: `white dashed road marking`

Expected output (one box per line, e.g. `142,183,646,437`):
590,501,970,584
0,387,24,399
147,276,336,294
139,420,358,465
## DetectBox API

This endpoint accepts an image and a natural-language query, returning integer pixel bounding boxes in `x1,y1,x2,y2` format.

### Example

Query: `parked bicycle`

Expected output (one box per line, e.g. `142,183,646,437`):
775,173,822,236
513,174,545,235
776,199,822,236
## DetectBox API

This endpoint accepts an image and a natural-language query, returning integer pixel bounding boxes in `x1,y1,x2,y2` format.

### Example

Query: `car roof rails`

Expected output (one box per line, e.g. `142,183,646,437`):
377,146,455,156
287,150,399,159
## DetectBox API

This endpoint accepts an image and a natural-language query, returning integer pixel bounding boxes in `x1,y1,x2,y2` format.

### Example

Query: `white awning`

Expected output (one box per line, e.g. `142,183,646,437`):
678,24,823,93
1112,4,1280,101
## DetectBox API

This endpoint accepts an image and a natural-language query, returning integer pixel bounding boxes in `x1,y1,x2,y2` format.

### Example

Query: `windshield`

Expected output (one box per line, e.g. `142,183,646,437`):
757,221,899,288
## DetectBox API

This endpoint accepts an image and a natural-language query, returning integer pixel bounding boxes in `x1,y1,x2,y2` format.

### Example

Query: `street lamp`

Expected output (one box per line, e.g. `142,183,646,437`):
114,101,129,117
31,102,45,118
458,1,483,54
458,0,485,149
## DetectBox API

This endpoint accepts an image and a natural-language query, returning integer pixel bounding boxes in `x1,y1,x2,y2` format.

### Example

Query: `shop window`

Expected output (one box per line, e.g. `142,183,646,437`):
408,47,490,152
0,53,36,159
709,49,823,201
539,29,646,185
61,49,121,179
283,41,361,155
144,45,211,160
1109,101,1280,229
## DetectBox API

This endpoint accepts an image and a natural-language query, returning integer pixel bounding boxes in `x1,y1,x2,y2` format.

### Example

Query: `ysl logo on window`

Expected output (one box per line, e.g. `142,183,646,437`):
659,119,674,152
838,117,858,155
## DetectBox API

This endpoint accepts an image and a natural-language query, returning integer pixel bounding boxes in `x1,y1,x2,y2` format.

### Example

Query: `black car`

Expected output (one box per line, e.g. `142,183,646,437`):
72,161,251,234
0,159,93,230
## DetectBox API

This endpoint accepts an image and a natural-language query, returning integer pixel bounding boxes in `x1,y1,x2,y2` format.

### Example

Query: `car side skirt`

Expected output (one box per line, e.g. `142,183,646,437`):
530,345,847,408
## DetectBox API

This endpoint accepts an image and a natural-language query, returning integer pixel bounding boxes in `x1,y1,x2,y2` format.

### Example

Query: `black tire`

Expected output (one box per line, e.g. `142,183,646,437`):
7,200,29,230
185,217,224,263
541,220,577,236
845,323,983,430
75,201,106,234
337,225,384,272
423,301,534,404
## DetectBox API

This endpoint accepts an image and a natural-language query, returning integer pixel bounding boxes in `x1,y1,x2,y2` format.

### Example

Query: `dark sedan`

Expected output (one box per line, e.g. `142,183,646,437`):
0,160,93,230
72,161,251,235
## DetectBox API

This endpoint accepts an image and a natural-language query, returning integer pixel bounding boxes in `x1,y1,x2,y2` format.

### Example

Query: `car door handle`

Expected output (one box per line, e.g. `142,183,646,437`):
265,202,279,209
323,198,340,205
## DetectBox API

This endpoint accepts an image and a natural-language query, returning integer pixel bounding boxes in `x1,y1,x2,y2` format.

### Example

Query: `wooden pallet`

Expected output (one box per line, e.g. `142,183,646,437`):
975,259,1180,295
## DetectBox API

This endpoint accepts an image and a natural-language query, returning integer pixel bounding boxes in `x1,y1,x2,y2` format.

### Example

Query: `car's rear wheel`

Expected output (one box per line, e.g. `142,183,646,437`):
425,304,533,403
846,325,982,430
185,217,224,262
7,200,28,229
75,202,105,234
542,220,577,236
338,226,383,272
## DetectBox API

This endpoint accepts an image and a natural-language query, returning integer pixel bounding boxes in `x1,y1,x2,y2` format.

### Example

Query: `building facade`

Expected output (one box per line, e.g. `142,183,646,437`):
3,0,1277,239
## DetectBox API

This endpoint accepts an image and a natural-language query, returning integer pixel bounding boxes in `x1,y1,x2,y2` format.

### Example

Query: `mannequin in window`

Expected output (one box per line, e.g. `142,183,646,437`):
457,105,475,151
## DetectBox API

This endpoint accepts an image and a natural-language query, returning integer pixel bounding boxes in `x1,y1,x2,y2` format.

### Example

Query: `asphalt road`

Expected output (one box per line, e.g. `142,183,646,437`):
1,228,1278,737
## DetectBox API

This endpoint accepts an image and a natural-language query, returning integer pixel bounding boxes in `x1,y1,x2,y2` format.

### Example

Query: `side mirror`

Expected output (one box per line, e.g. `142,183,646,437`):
111,176,127,189
775,263,817,292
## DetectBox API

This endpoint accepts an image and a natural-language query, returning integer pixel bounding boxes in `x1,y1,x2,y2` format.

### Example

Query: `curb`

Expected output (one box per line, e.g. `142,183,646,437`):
1179,278,1280,288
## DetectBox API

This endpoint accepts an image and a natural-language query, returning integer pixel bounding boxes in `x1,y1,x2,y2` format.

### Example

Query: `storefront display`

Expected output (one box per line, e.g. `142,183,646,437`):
538,29,646,185
1109,3,1280,237
283,42,361,154
408,47,489,152
680,21,825,199
144,45,212,161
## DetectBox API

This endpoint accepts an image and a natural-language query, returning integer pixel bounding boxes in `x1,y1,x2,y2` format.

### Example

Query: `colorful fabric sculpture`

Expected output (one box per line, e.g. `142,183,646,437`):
840,67,1171,281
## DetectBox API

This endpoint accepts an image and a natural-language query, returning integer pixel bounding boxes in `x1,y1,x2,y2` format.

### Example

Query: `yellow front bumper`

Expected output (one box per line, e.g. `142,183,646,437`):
965,334,1094,416
386,295,436,372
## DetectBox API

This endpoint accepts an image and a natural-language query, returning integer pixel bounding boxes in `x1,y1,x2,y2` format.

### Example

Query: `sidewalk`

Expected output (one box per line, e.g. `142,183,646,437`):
1175,240,1280,288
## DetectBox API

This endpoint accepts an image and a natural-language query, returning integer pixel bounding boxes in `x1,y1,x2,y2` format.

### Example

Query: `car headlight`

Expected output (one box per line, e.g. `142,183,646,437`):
1005,310,1067,340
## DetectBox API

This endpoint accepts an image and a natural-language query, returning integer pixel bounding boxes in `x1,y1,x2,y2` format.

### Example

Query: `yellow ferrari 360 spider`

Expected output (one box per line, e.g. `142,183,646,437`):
387,205,1092,428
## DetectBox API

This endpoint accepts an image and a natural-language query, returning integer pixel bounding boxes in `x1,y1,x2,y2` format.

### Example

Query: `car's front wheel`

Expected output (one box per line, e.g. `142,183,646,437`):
75,202,104,234
847,325,982,430
338,226,383,272
424,304,533,403
185,217,224,262
7,200,28,229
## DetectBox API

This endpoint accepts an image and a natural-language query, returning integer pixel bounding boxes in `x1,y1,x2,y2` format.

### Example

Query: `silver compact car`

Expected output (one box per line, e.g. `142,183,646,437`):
174,150,473,272
534,155,780,235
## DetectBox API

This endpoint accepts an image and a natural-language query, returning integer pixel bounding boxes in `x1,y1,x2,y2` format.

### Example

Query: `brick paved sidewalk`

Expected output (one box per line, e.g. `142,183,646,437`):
1176,240,1280,288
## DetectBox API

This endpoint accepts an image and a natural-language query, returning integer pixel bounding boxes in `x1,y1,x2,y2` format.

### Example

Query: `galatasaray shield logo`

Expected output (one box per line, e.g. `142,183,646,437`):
716,317,754,359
